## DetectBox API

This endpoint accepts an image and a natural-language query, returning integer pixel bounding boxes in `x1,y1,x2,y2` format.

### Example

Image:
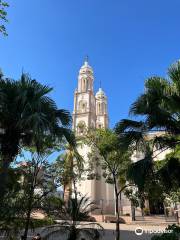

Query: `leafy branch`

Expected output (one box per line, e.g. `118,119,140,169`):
0,0,9,36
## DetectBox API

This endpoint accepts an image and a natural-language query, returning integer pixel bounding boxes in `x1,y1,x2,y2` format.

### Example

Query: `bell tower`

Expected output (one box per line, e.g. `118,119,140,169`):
95,88,109,129
73,59,96,135
72,58,114,215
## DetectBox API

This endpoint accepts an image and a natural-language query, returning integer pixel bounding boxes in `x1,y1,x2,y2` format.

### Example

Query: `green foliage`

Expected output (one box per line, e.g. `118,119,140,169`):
53,139,84,201
115,60,180,152
115,60,180,211
151,224,180,240
86,128,131,239
124,188,139,208
43,195,103,240
144,207,150,216
0,218,54,239
30,218,55,228
42,195,64,218
0,72,72,200
157,157,180,192
0,168,23,238
0,151,57,239
86,128,131,186
0,0,9,36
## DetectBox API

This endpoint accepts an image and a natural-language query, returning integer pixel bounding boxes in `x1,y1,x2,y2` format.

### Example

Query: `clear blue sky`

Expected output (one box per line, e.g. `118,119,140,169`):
0,0,180,128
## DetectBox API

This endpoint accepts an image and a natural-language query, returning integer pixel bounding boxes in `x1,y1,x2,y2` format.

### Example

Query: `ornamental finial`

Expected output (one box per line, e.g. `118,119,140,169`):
85,55,89,63
100,80,102,88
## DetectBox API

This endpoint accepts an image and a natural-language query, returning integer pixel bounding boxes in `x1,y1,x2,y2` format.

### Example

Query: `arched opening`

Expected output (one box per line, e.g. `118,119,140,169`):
77,121,86,135
78,100,87,112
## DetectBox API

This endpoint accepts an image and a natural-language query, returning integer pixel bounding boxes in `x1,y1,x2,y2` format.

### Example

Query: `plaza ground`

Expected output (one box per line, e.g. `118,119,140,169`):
24,222,172,240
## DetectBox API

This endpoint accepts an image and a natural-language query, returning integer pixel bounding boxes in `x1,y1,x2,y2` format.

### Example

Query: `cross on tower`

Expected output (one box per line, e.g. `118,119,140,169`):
85,55,89,63
100,80,102,88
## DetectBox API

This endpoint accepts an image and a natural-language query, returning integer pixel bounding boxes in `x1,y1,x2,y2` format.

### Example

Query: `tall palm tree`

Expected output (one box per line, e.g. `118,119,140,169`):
0,73,72,197
43,195,103,240
54,139,84,202
115,60,180,213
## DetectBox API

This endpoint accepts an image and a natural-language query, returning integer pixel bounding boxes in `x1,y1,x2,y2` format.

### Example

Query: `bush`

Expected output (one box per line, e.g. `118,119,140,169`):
30,218,55,229
125,213,130,216
151,224,180,240
144,208,150,216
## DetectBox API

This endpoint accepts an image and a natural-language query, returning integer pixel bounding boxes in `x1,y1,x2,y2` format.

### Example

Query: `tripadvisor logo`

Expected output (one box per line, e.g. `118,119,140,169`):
135,227,143,235
135,227,173,235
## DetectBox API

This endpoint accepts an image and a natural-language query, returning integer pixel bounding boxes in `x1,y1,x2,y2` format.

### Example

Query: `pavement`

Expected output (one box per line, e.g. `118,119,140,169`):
0,222,173,240
24,222,170,240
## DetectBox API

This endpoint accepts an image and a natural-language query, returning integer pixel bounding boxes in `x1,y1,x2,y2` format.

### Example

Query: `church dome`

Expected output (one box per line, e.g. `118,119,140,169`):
95,88,106,98
79,59,93,74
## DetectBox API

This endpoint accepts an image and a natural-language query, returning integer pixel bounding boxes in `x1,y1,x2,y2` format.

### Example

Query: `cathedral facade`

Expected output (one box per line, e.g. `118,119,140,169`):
72,60,174,218
72,59,115,214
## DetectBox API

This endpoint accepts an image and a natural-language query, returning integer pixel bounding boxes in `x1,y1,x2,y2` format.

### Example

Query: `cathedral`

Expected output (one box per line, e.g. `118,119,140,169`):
72,59,115,214
72,59,172,218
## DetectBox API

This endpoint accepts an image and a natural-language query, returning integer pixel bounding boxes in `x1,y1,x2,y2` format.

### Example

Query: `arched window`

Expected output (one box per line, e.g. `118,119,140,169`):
77,121,86,135
78,100,87,112
83,79,86,91
98,103,101,113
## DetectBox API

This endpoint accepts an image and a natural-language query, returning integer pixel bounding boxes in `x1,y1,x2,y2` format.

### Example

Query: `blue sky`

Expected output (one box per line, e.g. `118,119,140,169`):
0,0,180,128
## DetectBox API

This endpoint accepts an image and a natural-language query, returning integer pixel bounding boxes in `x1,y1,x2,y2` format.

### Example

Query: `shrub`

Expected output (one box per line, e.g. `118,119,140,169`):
144,208,150,216
30,218,55,229
125,213,130,216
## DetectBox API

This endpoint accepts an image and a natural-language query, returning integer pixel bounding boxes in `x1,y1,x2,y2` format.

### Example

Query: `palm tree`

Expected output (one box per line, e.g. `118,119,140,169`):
116,60,180,150
54,138,84,202
115,60,180,215
115,60,180,171
0,73,72,198
43,195,103,240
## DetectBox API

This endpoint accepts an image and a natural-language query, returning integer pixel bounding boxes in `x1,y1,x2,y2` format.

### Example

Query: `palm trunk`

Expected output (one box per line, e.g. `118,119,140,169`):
0,135,19,200
68,226,77,240
0,156,12,199
23,187,34,240
73,177,77,200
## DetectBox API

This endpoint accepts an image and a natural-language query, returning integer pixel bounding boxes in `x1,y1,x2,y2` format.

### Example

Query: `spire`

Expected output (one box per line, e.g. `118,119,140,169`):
85,55,89,62
80,56,93,71
84,55,89,66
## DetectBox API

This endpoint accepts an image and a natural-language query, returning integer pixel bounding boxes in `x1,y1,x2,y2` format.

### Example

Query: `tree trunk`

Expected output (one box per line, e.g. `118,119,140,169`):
115,195,120,240
119,192,123,216
0,156,12,200
131,202,136,221
140,193,145,217
23,207,32,240
23,189,34,240
0,135,19,200
68,226,77,240
113,175,120,240
141,207,144,217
